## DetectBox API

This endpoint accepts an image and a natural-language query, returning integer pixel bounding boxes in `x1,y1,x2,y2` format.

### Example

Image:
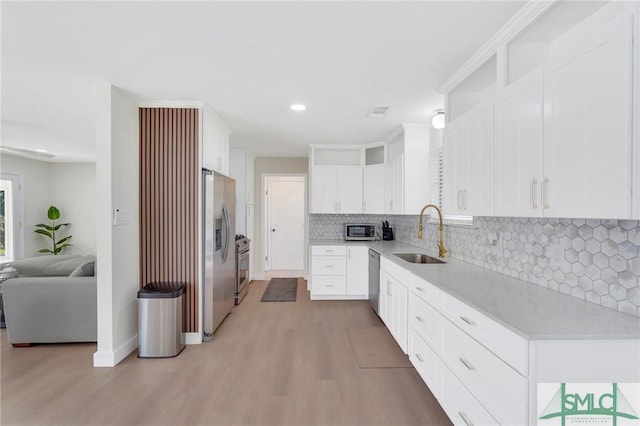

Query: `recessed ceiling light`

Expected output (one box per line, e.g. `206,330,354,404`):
291,104,306,111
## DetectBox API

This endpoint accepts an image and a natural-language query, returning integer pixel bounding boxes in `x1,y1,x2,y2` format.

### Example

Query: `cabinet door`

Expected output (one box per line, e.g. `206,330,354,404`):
543,15,633,219
310,167,338,213
465,101,494,216
337,167,363,213
392,279,409,353
385,154,404,214
379,270,392,329
443,118,465,215
363,164,385,214
346,246,369,296
494,69,544,217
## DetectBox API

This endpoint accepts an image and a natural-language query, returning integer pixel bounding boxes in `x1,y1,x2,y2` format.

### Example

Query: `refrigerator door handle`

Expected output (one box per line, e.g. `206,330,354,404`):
222,203,230,263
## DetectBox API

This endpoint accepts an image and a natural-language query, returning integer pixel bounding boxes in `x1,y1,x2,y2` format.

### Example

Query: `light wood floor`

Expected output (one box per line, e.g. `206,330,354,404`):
1,279,451,426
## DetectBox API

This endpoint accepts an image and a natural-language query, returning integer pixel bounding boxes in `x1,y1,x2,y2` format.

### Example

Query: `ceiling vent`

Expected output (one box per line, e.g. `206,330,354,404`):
367,105,389,117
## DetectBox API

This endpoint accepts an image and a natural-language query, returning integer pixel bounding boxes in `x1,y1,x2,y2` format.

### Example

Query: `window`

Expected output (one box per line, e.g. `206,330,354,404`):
0,174,22,262
430,148,474,227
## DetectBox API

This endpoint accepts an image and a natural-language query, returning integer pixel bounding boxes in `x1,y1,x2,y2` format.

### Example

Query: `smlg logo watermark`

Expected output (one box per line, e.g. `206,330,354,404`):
538,383,640,425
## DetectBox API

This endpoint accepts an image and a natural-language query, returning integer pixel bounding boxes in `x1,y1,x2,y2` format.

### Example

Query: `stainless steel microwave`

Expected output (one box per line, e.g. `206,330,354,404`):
344,223,376,241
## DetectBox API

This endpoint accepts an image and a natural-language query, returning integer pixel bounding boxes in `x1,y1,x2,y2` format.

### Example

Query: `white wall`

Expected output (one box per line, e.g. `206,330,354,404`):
50,163,96,256
0,154,97,258
94,83,139,367
253,157,308,279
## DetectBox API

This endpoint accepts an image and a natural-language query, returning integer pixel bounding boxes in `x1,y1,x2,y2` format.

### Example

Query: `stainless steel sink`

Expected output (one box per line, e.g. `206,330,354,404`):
394,253,445,264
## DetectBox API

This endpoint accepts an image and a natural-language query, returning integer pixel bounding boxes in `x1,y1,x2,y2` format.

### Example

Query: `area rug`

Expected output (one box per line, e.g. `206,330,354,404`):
346,326,413,368
260,277,298,302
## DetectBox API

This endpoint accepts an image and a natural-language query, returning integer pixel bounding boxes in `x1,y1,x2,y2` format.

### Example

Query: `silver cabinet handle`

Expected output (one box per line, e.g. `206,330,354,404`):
415,315,425,322
415,286,425,292
325,265,334,268
326,284,334,287
325,249,334,253
415,353,424,362
458,411,474,426
387,280,392,296
460,358,475,371
462,189,467,210
530,179,538,209
459,316,475,326
456,190,462,209
390,200,394,211
542,178,549,209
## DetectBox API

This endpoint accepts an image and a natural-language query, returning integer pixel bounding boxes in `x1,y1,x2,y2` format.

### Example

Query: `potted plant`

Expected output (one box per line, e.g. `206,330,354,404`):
35,205,72,254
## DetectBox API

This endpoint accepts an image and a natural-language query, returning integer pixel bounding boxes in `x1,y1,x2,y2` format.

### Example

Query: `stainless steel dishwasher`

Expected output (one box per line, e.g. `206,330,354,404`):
368,249,380,315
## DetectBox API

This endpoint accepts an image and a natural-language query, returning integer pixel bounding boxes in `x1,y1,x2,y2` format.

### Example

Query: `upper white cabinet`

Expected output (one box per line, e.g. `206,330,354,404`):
386,124,431,215
542,14,633,218
229,149,255,235
363,164,385,214
443,101,494,216
441,1,639,219
201,104,230,175
494,69,544,217
311,166,362,214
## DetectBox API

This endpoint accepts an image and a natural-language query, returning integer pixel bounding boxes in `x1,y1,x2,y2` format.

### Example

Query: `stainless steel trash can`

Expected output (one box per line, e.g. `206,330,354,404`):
138,282,186,358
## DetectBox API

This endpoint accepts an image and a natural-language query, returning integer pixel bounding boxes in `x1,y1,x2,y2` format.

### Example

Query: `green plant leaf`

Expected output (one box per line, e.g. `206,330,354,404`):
35,229,53,238
54,223,70,231
47,206,61,221
35,223,55,231
56,244,72,253
38,249,54,254
56,236,72,245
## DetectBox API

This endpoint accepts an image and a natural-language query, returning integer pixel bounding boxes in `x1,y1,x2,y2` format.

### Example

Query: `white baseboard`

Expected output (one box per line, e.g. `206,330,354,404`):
310,295,369,301
93,335,138,367
184,332,202,345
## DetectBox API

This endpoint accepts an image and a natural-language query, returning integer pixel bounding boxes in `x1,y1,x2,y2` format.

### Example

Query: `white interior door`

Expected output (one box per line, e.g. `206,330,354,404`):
267,176,305,271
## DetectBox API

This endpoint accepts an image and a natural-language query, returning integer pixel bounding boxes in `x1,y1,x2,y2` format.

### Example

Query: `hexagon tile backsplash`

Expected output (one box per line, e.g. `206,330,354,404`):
309,215,640,318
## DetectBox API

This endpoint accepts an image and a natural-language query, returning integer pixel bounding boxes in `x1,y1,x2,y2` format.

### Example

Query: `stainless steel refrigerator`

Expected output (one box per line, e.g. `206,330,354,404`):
202,169,236,342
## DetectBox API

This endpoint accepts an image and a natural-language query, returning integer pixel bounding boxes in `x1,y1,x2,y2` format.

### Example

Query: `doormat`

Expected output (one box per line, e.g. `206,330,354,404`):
346,326,413,368
260,278,298,302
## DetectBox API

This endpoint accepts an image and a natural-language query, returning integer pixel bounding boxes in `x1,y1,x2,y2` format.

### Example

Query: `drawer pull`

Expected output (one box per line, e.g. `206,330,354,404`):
415,286,425,292
415,353,424,362
415,315,425,323
325,250,334,253
459,316,476,326
325,284,334,287
458,411,474,426
325,265,334,268
459,358,475,371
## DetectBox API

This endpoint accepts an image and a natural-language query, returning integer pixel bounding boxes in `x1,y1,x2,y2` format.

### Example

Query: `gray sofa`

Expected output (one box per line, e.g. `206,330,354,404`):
1,255,97,346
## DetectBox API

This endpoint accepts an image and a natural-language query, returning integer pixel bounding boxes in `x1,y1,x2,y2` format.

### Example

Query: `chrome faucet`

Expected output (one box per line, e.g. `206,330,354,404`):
418,204,447,258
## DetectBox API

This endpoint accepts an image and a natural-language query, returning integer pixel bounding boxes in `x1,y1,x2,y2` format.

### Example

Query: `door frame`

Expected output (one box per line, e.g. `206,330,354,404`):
261,173,308,278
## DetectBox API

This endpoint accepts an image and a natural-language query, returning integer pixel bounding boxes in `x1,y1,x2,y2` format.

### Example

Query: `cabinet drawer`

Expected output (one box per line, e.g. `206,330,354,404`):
408,273,440,308
409,329,440,396
440,364,498,426
440,291,528,375
311,276,346,295
441,319,527,426
311,245,346,256
311,256,347,276
409,293,440,352
380,257,408,283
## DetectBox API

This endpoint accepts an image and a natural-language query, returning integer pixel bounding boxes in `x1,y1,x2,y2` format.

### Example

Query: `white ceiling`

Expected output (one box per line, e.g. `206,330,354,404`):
1,1,526,161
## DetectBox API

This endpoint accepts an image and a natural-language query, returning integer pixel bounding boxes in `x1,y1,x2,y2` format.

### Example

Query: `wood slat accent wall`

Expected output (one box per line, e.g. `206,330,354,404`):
139,107,199,332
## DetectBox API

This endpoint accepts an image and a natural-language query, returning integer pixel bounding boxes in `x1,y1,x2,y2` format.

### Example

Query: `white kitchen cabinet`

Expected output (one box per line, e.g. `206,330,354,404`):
229,149,255,235
362,164,385,214
310,244,367,300
346,246,368,297
380,258,409,353
443,100,494,216
385,124,431,215
494,68,544,217
201,105,230,175
310,166,362,214
542,14,633,219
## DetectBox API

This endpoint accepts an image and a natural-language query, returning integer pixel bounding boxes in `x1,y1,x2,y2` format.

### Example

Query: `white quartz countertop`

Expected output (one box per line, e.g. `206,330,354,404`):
310,239,640,341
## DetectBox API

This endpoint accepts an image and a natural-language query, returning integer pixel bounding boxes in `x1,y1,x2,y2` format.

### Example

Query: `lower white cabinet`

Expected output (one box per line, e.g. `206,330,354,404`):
440,363,499,426
346,246,368,297
380,259,409,353
310,244,368,300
